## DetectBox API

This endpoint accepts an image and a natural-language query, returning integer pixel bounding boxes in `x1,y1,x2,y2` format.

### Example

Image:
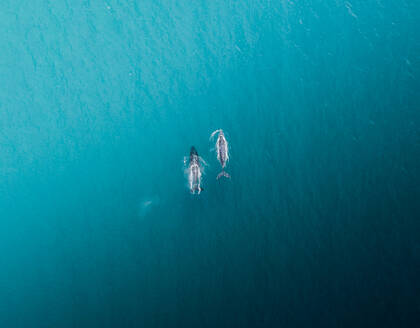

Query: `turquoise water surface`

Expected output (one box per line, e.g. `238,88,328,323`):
0,1,419,327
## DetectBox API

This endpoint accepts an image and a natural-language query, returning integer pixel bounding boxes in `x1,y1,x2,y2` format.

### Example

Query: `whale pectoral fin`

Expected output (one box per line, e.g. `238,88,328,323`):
199,157,208,166
209,130,220,140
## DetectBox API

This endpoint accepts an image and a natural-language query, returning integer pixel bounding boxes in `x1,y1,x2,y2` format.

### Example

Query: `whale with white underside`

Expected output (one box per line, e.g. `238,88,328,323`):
210,129,230,179
184,146,206,194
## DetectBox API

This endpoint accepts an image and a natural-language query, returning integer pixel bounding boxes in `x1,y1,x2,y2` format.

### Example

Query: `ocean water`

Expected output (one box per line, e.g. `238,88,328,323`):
0,1,419,327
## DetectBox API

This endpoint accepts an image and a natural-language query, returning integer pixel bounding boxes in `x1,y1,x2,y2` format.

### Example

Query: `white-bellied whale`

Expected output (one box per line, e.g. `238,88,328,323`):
184,146,206,194
210,129,230,179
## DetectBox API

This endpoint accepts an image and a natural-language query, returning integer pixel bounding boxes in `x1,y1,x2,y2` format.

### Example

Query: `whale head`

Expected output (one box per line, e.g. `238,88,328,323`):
190,146,198,156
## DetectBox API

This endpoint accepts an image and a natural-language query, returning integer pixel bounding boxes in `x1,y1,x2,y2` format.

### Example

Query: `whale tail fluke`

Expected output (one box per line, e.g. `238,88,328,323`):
217,171,230,180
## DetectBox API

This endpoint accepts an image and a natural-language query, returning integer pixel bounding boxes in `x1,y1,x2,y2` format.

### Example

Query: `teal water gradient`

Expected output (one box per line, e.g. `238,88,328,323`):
0,1,419,327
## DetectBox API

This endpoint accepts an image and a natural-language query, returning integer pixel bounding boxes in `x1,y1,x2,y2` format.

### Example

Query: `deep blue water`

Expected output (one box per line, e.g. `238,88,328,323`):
0,1,419,327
